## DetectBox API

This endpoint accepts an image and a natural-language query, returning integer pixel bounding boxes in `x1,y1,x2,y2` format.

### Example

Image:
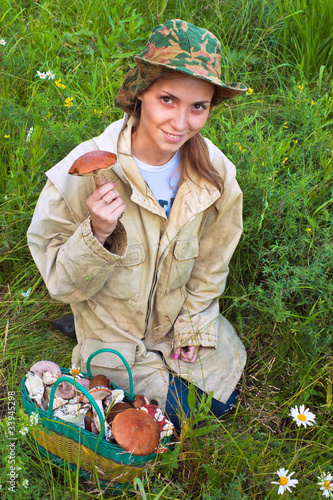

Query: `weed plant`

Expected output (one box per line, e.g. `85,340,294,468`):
0,0,332,498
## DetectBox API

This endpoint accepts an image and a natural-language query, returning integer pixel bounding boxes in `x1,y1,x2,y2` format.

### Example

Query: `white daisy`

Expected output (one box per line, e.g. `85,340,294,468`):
36,70,47,80
46,70,55,80
70,364,82,378
0,39,7,46
271,468,298,495
318,473,333,498
289,404,316,428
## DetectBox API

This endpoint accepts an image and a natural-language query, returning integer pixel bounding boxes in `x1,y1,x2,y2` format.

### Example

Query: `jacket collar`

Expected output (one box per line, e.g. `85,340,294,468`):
114,115,221,219
46,113,221,229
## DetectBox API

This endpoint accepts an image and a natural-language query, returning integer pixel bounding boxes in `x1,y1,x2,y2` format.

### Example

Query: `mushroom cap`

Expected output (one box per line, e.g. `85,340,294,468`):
76,377,90,391
89,374,111,390
132,394,150,408
89,386,113,400
30,360,62,381
68,151,117,176
106,402,133,424
112,409,160,456
55,381,75,400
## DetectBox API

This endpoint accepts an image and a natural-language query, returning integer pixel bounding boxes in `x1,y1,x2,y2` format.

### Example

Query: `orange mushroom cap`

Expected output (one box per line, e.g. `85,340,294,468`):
112,408,160,456
68,151,117,177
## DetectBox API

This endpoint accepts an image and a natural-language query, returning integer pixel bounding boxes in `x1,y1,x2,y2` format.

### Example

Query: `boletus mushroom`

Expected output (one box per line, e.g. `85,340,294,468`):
106,402,133,424
132,394,150,408
112,408,160,456
68,150,117,188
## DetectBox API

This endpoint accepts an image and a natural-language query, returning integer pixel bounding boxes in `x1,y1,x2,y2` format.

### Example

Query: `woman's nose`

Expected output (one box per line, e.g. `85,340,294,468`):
169,109,187,131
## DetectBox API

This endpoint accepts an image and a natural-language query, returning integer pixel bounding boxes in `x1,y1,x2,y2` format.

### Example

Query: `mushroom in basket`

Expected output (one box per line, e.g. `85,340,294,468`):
25,360,62,408
112,408,161,456
80,374,113,437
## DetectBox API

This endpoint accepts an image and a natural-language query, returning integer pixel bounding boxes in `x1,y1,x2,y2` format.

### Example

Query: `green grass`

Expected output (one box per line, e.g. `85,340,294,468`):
1,0,332,498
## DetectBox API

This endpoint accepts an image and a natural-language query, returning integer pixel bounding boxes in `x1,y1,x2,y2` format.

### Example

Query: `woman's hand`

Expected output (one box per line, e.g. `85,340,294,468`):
173,346,198,363
86,183,126,245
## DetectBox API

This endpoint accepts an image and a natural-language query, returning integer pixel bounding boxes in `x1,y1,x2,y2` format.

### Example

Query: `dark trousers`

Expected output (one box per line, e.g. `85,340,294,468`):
165,373,237,432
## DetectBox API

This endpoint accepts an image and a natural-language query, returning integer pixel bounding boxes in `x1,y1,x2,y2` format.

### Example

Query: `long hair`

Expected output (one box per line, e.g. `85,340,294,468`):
180,133,223,193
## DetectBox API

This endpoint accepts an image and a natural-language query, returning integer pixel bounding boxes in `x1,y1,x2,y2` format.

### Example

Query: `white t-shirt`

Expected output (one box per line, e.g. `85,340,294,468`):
133,151,180,216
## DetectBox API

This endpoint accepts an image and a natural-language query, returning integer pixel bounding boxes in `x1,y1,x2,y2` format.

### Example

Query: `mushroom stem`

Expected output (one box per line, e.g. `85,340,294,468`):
93,173,108,188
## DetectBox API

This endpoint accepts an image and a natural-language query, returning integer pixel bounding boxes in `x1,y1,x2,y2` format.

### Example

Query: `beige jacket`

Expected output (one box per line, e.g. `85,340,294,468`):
27,114,246,409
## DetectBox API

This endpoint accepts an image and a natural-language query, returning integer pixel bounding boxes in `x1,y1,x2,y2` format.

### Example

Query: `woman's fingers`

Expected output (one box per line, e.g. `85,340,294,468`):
86,183,126,245
173,346,198,363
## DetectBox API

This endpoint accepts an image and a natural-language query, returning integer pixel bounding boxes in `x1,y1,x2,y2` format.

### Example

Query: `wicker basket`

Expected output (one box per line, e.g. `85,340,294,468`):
21,348,163,487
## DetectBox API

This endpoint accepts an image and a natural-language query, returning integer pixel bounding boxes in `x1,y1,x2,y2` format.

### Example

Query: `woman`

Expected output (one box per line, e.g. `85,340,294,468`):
27,19,247,430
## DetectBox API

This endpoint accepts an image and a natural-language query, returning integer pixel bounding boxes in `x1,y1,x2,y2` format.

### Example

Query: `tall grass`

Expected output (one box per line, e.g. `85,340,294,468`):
1,0,332,498
277,0,333,81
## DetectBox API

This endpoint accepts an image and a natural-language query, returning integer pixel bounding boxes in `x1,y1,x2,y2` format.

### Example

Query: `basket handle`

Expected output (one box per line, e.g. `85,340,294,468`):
47,376,106,439
86,348,134,399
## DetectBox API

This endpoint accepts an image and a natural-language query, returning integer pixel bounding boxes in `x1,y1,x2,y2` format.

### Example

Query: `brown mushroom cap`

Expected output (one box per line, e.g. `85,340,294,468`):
132,394,150,408
106,402,133,424
89,374,111,390
112,409,160,456
68,151,117,179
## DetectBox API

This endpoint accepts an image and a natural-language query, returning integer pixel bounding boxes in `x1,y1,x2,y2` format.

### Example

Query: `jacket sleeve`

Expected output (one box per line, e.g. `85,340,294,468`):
172,173,243,350
27,179,128,304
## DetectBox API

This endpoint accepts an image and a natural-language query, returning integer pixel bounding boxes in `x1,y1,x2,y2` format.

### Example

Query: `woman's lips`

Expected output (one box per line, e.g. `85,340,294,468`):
161,130,185,142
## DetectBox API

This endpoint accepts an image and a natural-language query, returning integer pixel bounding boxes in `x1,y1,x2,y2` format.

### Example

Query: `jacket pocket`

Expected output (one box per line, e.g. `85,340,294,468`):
105,243,145,300
166,237,199,293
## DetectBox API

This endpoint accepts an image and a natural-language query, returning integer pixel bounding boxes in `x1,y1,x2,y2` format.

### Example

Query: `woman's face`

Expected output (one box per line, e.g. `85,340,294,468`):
132,73,215,165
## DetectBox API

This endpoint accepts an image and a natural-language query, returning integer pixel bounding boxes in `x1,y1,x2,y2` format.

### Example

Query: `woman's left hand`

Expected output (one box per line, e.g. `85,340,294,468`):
174,346,198,363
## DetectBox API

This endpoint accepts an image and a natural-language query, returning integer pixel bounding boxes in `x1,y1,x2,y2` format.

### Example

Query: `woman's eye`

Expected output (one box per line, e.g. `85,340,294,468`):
192,103,205,111
161,96,172,104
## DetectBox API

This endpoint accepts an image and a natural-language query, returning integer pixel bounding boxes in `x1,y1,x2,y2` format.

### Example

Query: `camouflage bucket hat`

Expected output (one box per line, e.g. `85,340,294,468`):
115,19,247,115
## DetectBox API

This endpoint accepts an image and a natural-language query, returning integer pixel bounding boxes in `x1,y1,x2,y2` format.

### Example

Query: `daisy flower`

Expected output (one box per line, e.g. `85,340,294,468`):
36,70,47,80
289,404,316,428
318,473,333,498
70,364,82,378
0,39,7,46
46,70,55,80
271,468,298,495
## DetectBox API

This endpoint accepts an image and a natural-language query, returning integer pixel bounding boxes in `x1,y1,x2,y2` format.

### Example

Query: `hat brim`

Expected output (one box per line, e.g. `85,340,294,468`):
115,58,247,115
